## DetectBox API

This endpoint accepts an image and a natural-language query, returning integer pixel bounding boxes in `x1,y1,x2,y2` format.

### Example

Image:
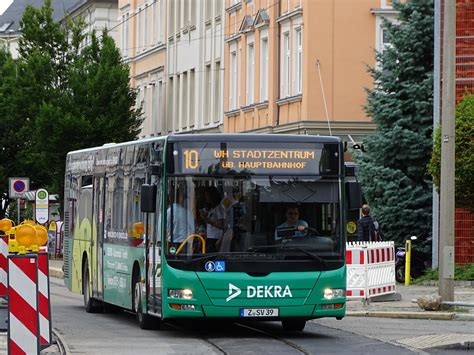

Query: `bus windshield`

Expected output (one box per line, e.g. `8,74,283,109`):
165,176,343,271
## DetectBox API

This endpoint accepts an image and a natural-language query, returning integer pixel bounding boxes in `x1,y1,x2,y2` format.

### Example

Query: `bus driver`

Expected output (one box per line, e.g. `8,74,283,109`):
275,206,308,240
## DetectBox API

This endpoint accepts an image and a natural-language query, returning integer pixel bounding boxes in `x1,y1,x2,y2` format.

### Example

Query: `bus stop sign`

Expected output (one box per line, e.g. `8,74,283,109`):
9,177,30,198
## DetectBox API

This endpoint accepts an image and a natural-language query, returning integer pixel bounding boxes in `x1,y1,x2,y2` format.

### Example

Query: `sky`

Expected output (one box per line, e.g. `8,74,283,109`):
0,0,13,16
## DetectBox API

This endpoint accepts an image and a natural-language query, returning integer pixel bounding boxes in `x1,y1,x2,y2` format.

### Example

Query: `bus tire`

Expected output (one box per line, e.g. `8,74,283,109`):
82,264,103,313
281,319,306,331
133,271,158,330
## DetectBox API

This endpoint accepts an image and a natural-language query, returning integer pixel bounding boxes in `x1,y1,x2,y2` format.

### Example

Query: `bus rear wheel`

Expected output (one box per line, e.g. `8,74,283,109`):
82,264,102,313
281,319,306,331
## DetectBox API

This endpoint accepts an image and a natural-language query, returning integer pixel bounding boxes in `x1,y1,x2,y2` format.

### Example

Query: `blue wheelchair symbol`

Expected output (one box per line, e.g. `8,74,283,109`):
215,261,225,272
205,261,215,272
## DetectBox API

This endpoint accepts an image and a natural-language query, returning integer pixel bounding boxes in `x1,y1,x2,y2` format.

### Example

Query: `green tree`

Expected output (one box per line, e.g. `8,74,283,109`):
355,0,434,245
429,95,474,211
0,0,142,215
0,49,32,218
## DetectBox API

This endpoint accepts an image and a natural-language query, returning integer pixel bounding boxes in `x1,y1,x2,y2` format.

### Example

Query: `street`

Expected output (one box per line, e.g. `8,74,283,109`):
50,278,472,354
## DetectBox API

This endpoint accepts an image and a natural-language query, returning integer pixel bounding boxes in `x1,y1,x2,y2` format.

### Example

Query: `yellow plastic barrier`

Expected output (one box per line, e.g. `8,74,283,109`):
34,225,48,246
15,224,37,248
0,218,14,233
20,219,36,226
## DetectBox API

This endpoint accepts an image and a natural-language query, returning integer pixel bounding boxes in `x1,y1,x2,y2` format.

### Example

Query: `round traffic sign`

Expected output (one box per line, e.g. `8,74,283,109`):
13,180,26,193
37,190,47,199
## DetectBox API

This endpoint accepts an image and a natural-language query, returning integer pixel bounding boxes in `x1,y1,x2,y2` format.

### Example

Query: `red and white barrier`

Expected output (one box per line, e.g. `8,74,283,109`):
38,252,52,348
346,241,396,301
0,235,8,299
7,254,40,355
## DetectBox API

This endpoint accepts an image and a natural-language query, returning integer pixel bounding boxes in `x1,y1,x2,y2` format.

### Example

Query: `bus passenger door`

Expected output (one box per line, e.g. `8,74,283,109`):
93,175,105,299
146,179,162,315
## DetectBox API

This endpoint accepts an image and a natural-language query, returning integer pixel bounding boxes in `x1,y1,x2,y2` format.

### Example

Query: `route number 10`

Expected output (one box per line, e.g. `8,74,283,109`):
183,149,199,169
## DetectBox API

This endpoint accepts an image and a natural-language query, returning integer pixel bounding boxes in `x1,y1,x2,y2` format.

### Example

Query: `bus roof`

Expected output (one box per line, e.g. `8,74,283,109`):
66,134,340,156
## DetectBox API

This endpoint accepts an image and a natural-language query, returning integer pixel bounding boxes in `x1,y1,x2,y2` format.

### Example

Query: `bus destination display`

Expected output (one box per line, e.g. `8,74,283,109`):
176,143,334,175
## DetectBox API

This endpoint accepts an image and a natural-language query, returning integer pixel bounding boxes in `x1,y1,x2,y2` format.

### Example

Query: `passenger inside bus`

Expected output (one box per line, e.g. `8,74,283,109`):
166,186,195,248
200,186,226,253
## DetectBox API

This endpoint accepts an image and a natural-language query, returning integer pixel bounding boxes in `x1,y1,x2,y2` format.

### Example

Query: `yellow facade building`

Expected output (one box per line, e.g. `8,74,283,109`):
224,0,398,142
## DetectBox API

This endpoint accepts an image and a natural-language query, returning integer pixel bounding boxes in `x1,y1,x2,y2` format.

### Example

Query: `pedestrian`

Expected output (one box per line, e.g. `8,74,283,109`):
357,204,381,242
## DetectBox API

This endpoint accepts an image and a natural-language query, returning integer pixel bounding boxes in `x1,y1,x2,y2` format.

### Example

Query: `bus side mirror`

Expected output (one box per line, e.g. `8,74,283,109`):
346,182,362,210
140,184,157,213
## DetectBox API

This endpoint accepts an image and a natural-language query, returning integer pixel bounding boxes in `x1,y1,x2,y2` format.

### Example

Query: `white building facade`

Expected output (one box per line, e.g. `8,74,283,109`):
165,0,225,134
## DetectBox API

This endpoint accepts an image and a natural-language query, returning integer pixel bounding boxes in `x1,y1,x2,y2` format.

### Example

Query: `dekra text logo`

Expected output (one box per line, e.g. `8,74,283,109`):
226,283,293,302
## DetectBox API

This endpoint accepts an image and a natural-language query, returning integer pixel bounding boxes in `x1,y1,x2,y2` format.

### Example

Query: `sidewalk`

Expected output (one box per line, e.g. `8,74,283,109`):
346,284,474,321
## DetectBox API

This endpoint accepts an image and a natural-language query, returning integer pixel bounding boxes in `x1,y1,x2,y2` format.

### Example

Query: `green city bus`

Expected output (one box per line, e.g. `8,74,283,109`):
63,134,361,331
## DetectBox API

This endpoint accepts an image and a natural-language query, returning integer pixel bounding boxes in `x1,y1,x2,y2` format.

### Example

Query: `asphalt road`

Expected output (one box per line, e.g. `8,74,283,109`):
50,278,471,354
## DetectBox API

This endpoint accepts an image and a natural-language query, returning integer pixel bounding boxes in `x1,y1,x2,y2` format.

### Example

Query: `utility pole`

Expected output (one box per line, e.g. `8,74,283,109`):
439,0,456,302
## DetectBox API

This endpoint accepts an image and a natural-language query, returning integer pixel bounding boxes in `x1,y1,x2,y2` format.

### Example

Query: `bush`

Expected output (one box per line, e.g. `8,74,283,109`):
428,95,474,211
413,263,474,283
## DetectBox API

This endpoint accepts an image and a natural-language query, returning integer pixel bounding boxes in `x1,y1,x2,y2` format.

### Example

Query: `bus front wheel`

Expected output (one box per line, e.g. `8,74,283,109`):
281,319,306,331
133,274,158,330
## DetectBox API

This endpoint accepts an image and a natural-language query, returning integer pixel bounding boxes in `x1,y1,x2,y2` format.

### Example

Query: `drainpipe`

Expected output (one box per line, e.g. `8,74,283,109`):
275,0,280,128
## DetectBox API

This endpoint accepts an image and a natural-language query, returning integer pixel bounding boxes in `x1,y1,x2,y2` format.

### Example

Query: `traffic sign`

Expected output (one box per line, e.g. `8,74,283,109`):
35,189,49,224
8,177,30,198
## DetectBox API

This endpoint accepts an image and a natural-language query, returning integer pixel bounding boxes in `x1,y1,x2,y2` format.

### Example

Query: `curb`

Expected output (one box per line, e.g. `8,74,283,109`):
49,267,63,279
53,328,70,355
420,280,474,287
346,311,474,321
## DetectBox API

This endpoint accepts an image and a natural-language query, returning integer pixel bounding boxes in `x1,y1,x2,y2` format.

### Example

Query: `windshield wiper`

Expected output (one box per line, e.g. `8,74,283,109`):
249,245,326,266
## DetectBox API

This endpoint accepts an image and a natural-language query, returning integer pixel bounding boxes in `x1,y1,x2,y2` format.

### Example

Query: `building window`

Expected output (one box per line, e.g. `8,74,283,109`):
230,51,237,110
214,61,221,123
182,71,188,128
121,10,130,58
189,69,195,126
152,2,158,45
294,27,302,94
157,80,163,133
137,8,143,53
176,74,181,131
151,83,156,132
205,64,211,124
260,37,268,101
206,0,212,23
141,85,147,129
177,0,182,31
246,43,255,105
169,0,175,35
143,5,148,49
167,77,174,132
160,0,165,41
381,28,391,54
216,0,222,18
190,0,196,26
282,32,290,97
184,0,190,26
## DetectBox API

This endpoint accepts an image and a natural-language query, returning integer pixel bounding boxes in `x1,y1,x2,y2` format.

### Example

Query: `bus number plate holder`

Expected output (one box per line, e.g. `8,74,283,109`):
240,308,279,317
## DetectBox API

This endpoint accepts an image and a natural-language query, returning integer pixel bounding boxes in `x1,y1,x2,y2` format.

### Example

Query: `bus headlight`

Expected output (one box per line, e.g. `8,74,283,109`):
324,288,345,299
168,289,193,299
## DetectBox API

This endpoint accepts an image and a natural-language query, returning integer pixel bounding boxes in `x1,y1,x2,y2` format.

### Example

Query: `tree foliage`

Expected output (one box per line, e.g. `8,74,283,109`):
0,0,142,218
428,95,474,211
355,0,434,245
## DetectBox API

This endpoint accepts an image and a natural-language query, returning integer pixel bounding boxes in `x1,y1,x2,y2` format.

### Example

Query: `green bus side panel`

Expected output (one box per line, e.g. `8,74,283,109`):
161,264,346,319
103,243,145,310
